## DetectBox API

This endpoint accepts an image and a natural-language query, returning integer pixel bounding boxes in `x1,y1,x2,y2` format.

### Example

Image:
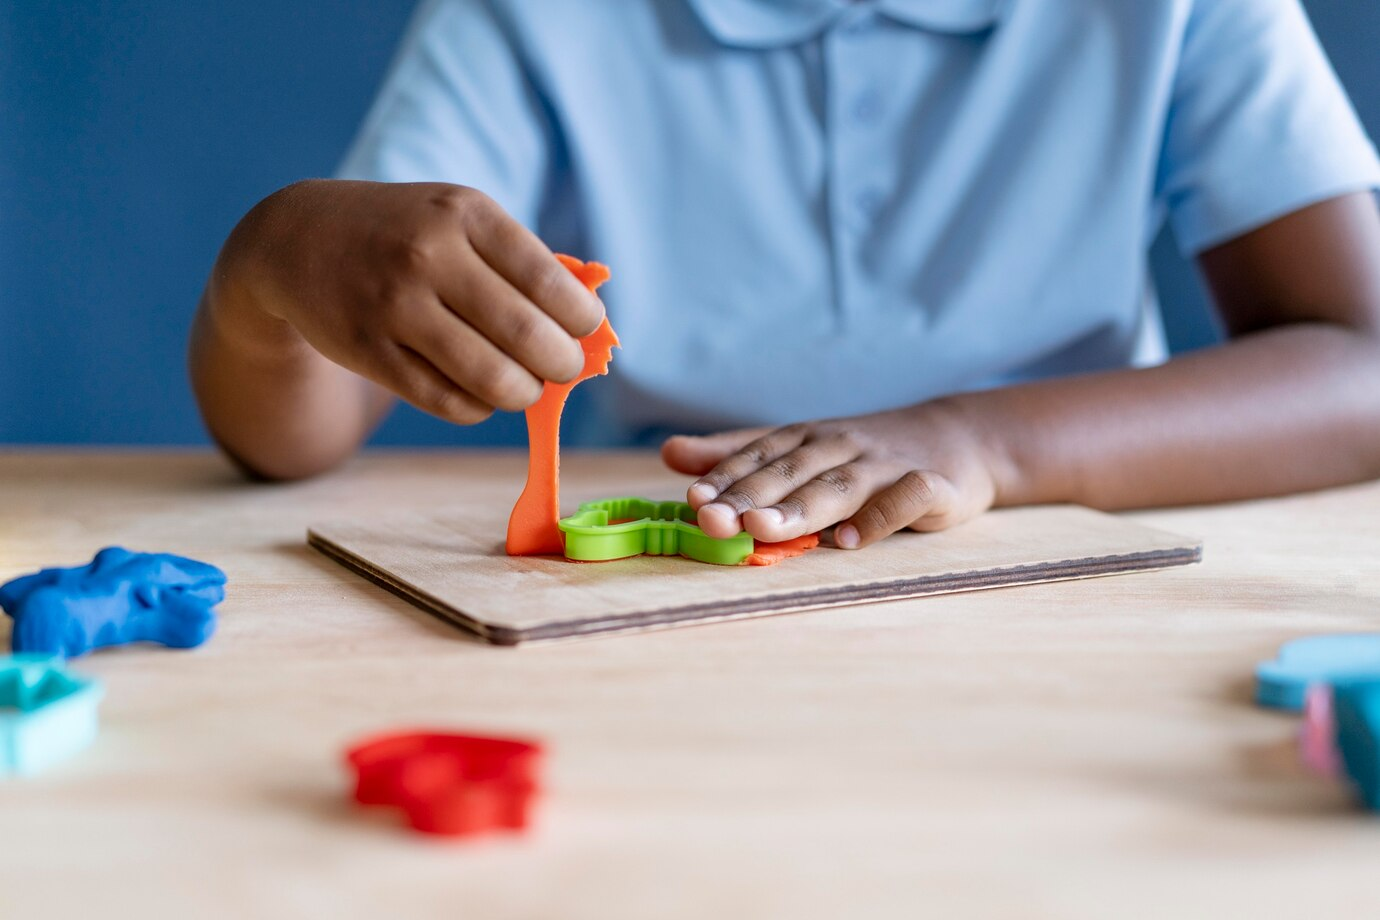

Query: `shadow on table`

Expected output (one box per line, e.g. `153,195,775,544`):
1104,676,1365,822
259,780,410,838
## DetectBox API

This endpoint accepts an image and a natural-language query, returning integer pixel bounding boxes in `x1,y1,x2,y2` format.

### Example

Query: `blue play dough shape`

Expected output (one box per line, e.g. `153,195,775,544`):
1255,634,1380,712
0,547,226,658
1332,678,1380,811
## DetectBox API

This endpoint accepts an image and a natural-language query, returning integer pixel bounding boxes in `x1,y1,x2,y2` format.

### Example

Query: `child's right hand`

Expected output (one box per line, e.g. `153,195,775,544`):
217,179,606,424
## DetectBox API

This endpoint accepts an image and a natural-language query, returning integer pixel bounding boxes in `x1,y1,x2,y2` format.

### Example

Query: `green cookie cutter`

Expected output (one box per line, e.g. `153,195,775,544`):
557,496,753,565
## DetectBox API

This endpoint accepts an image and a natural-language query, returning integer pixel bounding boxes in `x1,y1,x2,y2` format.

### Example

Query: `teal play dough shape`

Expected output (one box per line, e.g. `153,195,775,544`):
1255,634,1380,712
1332,678,1380,811
558,497,753,565
0,655,103,776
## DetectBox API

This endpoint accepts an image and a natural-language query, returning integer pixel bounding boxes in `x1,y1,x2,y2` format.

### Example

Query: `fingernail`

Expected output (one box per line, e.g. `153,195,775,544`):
698,502,736,532
757,507,785,525
688,482,718,504
836,525,860,549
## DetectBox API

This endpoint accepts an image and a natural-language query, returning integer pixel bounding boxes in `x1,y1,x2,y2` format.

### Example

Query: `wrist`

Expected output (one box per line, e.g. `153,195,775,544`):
201,190,311,361
924,393,1034,508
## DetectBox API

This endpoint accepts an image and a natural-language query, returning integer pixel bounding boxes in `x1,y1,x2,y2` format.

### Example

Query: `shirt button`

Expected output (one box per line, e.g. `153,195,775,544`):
852,89,883,124
856,189,886,219
840,12,872,35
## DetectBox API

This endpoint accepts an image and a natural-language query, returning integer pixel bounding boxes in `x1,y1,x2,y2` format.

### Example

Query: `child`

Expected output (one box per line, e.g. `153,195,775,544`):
190,0,1380,550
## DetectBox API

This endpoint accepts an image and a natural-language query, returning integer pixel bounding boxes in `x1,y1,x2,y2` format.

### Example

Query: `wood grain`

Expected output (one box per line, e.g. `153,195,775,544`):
309,506,1201,644
2,451,1379,920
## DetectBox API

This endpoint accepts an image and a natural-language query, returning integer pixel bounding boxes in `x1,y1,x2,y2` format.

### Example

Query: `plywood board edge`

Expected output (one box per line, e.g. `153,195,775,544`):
306,528,505,646
308,528,1201,647
506,544,1202,644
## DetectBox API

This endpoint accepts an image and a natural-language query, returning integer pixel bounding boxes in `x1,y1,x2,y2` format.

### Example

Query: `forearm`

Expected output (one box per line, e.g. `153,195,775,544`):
189,237,390,480
950,322,1380,510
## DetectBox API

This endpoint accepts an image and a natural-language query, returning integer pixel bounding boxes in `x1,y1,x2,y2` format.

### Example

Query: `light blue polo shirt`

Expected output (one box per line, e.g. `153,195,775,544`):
339,0,1380,444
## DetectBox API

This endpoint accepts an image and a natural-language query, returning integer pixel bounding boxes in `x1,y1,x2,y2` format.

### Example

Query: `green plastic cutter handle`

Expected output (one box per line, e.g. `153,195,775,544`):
557,497,754,565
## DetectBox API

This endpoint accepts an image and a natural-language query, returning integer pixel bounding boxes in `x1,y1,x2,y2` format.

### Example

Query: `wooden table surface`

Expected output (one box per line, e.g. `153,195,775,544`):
1,450,1378,919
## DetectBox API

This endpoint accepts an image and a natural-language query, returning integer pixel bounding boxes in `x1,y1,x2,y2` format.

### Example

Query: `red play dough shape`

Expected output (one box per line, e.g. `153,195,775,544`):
345,731,544,837
506,254,618,557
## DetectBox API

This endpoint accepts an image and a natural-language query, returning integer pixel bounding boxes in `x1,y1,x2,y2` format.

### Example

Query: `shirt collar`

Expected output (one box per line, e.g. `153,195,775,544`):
685,0,1007,48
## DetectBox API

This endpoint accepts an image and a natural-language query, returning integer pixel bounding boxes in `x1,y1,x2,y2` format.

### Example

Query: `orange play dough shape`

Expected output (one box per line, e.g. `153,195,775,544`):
744,533,821,566
505,255,618,556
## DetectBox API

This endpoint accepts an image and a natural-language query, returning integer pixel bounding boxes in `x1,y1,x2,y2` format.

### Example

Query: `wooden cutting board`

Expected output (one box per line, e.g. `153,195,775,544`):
307,504,1201,646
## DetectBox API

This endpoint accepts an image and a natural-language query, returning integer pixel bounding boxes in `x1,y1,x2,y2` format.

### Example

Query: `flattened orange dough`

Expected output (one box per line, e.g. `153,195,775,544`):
743,533,821,566
505,255,617,557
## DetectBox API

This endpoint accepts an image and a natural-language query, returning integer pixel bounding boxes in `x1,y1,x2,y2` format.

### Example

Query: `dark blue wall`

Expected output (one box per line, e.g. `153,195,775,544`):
2,0,1377,444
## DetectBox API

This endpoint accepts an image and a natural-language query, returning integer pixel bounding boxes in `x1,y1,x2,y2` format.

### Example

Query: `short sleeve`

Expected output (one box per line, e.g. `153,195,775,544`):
1157,0,1380,255
336,0,554,228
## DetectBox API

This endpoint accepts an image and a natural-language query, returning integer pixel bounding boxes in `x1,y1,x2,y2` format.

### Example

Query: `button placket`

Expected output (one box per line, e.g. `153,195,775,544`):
851,87,883,124
824,11,887,325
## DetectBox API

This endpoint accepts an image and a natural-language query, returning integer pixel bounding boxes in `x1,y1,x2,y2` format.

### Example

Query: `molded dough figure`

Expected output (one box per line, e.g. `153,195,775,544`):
0,547,227,658
506,255,618,556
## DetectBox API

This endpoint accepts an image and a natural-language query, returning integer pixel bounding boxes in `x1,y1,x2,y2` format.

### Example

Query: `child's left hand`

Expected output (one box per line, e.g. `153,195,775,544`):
661,401,1008,549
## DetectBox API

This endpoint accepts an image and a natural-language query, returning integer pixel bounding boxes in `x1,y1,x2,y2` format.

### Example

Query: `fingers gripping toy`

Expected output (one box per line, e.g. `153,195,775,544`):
504,255,821,566
0,547,227,658
505,255,619,556
346,731,543,837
